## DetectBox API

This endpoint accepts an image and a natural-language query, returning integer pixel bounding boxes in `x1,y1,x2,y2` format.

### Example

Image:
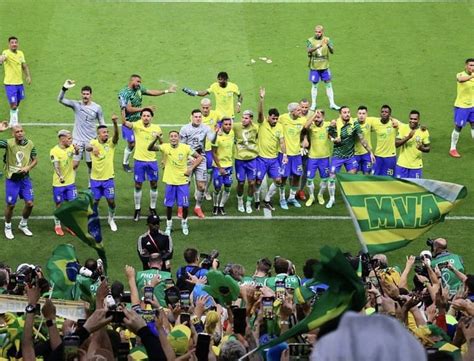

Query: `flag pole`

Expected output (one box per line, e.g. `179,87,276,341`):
238,347,258,361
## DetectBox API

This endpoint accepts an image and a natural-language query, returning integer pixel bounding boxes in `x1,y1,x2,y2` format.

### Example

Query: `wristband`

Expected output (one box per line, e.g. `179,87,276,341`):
62,87,68,92
280,320,290,325
46,319,55,327
164,90,169,94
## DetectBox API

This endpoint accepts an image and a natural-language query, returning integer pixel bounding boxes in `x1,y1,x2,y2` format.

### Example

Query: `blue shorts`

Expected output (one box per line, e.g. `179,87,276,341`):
164,184,189,207
206,151,214,170
306,157,330,179
213,167,233,189
373,156,396,177
52,184,77,204
134,160,159,183
5,85,25,105
395,166,422,179
453,107,474,128
235,159,257,182
122,125,135,143
355,153,373,174
280,154,303,178
5,177,34,205
330,156,358,174
309,69,332,83
90,179,115,200
256,156,281,180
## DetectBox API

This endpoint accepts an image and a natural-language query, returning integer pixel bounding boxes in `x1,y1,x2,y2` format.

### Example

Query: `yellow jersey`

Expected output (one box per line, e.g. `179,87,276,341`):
160,143,193,185
90,139,116,180
233,122,259,160
203,110,222,151
372,119,400,158
308,121,332,159
2,49,26,85
212,130,235,168
258,120,284,159
355,117,377,155
132,121,163,161
455,71,474,108
207,82,240,118
396,124,430,169
279,113,305,156
50,145,75,187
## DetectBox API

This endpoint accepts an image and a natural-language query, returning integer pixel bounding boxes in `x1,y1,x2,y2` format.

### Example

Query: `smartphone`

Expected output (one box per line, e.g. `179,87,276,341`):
165,278,175,289
106,310,125,324
144,286,154,304
180,312,191,325
195,333,211,361
165,286,180,306
63,335,80,361
180,290,190,310
121,291,131,304
275,280,286,300
262,296,274,319
288,343,312,360
232,307,246,335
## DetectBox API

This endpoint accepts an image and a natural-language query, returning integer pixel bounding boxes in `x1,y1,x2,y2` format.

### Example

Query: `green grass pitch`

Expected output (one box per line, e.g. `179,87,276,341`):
0,1,472,283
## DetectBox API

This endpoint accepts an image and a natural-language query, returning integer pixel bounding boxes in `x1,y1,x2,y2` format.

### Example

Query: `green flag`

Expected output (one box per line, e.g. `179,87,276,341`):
255,246,366,353
337,174,467,253
46,244,80,300
53,191,107,271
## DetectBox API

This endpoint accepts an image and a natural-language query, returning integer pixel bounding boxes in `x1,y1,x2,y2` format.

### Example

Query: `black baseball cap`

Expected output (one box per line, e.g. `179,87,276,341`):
147,214,160,225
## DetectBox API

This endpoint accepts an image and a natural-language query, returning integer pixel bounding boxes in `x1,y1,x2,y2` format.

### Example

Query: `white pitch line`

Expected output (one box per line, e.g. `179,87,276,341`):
22,123,183,127
10,215,474,221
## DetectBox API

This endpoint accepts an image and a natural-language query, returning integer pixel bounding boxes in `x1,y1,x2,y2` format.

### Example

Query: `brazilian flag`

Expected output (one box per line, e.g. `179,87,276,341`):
255,246,366,353
46,244,80,300
54,191,107,271
337,174,467,253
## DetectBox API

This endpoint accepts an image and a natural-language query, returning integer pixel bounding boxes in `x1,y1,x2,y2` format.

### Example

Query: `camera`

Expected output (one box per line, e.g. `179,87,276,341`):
426,238,434,251
200,250,220,270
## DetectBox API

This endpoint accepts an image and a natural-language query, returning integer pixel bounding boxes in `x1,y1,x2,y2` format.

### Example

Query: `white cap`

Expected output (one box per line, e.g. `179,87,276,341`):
420,250,432,259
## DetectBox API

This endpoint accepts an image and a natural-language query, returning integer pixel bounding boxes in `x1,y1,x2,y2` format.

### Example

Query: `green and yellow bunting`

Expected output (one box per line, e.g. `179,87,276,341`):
337,174,467,253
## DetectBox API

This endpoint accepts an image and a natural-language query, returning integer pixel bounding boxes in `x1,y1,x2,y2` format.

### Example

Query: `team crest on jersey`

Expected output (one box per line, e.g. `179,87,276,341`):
275,131,281,137
104,145,109,151
152,132,157,137
67,151,73,157
178,154,184,160
227,92,233,96
415,136,421,143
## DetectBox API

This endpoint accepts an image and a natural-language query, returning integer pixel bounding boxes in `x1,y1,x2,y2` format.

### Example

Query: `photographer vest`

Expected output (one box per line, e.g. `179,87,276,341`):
431,253,464,295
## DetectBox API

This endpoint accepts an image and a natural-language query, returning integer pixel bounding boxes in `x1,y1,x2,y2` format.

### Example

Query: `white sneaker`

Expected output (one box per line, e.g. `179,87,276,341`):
204,192,212,201
108,217,117,232
4,227,14,240
18,224,33,237
245,202,253,214
237,200,245,213
182,223,189,236
325,198,335,209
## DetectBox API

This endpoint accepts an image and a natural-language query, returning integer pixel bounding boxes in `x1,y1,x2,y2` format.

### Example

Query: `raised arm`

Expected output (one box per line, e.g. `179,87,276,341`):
111,114,119,144
57,80,76,108
257,87,265,123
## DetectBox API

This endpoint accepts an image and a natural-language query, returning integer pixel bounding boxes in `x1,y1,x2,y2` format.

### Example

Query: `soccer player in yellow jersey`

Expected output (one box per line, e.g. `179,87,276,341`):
395,111,430,178
122,108,163,221
355,106,378,174
183,72,243,118
449,58,474,158
200,98,222,200
372,105,400,177
303,110,331,206
233,110,259,213
50,130,79,236
211,118,235,216
0,36,32,126
306,25,340,111
296,99,312,201
256,87,287,211
86,115,119,231
148,131,203,236
279,103,305,209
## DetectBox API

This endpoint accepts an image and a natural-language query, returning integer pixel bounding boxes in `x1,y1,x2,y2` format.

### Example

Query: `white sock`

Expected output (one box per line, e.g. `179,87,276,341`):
123,147,133,165
5,222,11,229
288,188,296,200
311,83,318,109
471,128,474,140
181,218,188,226
279,186,286,201
237,195,244,206
265,183,277,202
450,129,460,150
213,190,221,207
328,181,336,200
195,190,204,207
54,217,61,226
166,219,173,229
108,207,116,219
220,190,230,207
9,109,18,126
319,181,328,196
150,189,158,209
134,189,142,209
325,83,336,106
307,180,315,197
20,218,28,226
254,185,261,203
206,172,213,194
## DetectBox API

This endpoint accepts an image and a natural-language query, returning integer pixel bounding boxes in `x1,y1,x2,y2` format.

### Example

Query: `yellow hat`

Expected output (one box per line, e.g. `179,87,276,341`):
167,324,191,355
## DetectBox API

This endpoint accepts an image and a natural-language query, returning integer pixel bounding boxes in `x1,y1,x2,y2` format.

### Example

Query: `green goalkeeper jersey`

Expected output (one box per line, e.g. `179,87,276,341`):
118,84,149,122
328,120,363,159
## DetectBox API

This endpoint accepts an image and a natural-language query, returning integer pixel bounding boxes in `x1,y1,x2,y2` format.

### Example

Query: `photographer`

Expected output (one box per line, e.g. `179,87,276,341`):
135,253,172,307
71,258,102,301
137,214,173,271
428,238,465,296
241,257,272,287
176,248,217,292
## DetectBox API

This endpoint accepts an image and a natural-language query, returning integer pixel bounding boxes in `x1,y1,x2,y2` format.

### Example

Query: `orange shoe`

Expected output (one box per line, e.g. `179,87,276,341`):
177,207,183,219
449,149,461,158
54,225,64,236
194,207,205,219
65,227,76,236
296,190,307,201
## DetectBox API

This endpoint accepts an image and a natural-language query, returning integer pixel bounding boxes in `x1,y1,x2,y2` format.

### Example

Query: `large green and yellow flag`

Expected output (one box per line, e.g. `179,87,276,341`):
54,191,107,271
46,244,80,300
337,174,467,253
